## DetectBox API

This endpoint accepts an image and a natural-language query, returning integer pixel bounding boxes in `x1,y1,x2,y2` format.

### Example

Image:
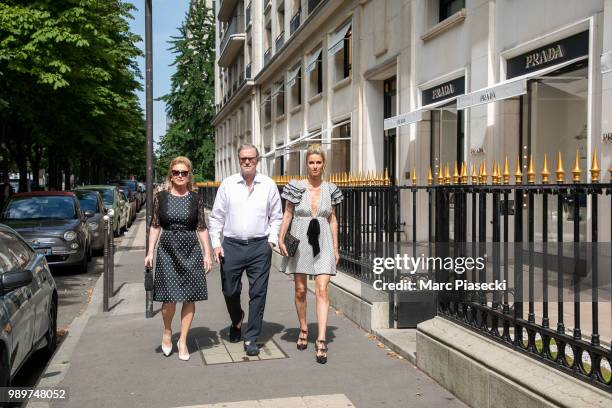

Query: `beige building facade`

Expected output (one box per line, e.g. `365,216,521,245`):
213,0,612,241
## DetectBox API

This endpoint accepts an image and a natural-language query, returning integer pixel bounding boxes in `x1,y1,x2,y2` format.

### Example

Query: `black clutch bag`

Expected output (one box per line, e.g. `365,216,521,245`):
284,232,300,257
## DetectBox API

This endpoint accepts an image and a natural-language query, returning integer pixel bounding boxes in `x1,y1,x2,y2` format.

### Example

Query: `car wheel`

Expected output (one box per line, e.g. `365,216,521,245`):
42,297,58,357
0,345,9,387
87,244,92,261
79,251,88,274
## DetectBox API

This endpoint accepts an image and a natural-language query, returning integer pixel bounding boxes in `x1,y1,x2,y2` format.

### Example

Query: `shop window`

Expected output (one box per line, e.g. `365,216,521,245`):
274,155,285,176
439,0,464,22
330,123,351,174
521,64,588,242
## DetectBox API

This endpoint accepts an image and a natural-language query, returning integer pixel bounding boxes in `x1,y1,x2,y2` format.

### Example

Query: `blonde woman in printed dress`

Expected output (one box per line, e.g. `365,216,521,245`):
145,156,212,361
278,144,343,364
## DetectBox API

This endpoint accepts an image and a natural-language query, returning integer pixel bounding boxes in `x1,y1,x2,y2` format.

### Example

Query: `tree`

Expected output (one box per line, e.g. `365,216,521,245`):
159,0,216,181
0,1,145,190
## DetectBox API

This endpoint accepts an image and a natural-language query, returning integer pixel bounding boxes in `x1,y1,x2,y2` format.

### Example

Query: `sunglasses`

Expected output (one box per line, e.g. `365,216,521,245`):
239,156,258,163
171,170,190,177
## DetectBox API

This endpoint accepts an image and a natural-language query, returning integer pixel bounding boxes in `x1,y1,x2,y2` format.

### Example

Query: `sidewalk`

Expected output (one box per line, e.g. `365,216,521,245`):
31,214,466,408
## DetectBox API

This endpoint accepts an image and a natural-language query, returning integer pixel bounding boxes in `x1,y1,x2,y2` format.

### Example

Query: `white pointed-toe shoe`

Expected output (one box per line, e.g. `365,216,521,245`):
177,340,190,361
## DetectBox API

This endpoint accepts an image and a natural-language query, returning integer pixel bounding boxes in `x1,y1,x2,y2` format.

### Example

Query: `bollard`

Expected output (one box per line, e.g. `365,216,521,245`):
109,217,114,296
102,215,110,312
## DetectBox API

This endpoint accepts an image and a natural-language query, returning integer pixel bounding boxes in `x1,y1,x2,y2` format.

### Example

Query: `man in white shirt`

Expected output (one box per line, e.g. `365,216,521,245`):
208,143,283,356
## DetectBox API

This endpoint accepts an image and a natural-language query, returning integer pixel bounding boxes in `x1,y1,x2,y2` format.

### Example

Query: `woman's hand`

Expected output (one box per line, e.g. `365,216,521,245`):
144,252,154,268
203,253,213,274
334,250,340,266
279,241,288,257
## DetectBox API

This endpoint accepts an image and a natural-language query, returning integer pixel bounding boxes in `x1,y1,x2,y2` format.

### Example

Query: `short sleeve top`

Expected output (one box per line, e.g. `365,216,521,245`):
150,191,207,231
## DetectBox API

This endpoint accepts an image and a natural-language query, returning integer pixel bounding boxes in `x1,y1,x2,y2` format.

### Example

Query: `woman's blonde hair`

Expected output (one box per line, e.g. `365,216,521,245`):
166,156,193,191
305,144,326,168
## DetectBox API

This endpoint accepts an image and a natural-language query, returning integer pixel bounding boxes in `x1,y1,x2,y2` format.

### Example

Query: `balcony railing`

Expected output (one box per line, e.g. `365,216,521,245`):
264,47,272,65
290,9,301,35
275,31,285,51
220,14,243,54
263,0,271,12
245,63,251,80
308,0,323,14
245,2,251,26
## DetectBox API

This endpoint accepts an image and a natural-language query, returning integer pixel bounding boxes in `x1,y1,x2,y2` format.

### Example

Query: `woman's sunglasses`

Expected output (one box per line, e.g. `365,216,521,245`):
171,170,189,178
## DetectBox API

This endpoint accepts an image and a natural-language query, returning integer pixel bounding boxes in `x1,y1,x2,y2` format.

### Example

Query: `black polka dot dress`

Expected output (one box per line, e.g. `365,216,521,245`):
151,191,208,302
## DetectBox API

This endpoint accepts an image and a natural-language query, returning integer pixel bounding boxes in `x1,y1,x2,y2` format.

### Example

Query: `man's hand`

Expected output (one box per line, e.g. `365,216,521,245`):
213,246,224,263
278,242,288,257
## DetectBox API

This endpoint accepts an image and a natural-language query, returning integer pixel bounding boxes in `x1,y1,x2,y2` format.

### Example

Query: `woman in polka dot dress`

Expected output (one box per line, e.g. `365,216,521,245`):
145,156,212,361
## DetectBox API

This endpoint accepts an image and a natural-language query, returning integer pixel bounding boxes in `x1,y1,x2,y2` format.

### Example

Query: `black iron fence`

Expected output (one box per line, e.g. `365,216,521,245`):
196,154,611,391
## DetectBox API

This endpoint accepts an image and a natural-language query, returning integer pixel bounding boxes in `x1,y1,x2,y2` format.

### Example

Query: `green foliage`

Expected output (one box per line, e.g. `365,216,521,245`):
158,0,216,180
0,0,145,188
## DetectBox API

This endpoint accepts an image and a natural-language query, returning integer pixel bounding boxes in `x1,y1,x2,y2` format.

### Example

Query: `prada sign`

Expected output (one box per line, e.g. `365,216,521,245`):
507,31,589,79
457,78,527,110
421,76,465,106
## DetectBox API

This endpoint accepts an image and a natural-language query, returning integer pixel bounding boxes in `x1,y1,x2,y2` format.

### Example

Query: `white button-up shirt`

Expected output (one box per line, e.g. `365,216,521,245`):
208,172,283,248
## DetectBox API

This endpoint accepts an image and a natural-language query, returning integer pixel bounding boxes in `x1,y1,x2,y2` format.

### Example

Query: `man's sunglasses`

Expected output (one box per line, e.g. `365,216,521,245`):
171,170,190,177
239,156,258,163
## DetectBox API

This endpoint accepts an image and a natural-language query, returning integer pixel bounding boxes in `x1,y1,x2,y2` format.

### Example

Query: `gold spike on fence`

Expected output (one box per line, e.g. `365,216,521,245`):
515,157,523,184
427,167,433,186
492,161,500,185
461,162,468,185
556,152,565,183
411,167,417,186
572,150,581,183
590,148,600,183
453,161,459,184
541,153,550,184
437,166,444,185
471,164,478,185
444,163,451,185
527,155,535,184
503,157,510,185
480,160,488,184
384,168,391,185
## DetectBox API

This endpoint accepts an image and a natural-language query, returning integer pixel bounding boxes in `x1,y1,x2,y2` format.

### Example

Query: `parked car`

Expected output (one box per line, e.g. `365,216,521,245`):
0,224,58,386
75,185,127,237
0,192,91,273
118,189,136,227
119,180,143,212
73,190,106,253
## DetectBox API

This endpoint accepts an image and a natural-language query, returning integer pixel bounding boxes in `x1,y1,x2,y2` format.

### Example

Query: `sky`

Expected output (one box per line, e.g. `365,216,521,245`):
128,0,191,145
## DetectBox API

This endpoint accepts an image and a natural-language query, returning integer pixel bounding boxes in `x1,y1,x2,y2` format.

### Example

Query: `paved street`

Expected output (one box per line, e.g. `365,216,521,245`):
10,215,141,396
25,212,467,408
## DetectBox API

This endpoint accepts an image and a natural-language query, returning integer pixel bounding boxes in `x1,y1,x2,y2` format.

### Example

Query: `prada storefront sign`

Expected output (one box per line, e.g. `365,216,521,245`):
421,76,465,106
507,30,589,79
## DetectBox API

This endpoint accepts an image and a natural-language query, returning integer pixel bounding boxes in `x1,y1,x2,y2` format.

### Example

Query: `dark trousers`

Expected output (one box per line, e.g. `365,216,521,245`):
220,237,272,342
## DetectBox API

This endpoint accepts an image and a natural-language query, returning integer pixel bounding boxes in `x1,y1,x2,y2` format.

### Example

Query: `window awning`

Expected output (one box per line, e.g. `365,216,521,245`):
272,84,284,97
287,66,301,88
328,23,351,55
383,110,423,130
458,56,587,109
306,49,322,73
457,79,527,109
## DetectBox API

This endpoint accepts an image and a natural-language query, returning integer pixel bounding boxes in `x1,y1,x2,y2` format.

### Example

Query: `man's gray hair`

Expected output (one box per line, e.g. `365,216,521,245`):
237,143,260,158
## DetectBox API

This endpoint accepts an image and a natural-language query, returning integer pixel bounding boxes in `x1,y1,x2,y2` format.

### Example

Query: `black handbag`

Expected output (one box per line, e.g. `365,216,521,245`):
284,232,300,257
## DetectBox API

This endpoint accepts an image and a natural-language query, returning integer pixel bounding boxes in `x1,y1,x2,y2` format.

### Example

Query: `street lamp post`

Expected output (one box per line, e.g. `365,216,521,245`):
145,0,154,318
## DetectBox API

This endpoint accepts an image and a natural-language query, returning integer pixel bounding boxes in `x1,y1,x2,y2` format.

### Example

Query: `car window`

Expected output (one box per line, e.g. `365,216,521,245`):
77,193,99,213
0,231,32,273
3,196,77,220
93,189,114,206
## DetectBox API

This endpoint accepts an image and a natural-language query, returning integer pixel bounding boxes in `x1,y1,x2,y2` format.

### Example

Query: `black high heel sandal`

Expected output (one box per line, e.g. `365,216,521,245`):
297,329,308,350
315,340,327,364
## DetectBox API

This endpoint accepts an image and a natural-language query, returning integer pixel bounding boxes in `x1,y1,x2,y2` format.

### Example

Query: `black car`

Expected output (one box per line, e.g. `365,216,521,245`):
0,224,58,386
73,190,107,253
117,180,143,212
1,192,91,273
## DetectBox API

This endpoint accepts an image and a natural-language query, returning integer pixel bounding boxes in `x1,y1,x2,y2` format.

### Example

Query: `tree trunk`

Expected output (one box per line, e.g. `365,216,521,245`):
29,144,42,190
15,142,29,192
63,159,71,191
